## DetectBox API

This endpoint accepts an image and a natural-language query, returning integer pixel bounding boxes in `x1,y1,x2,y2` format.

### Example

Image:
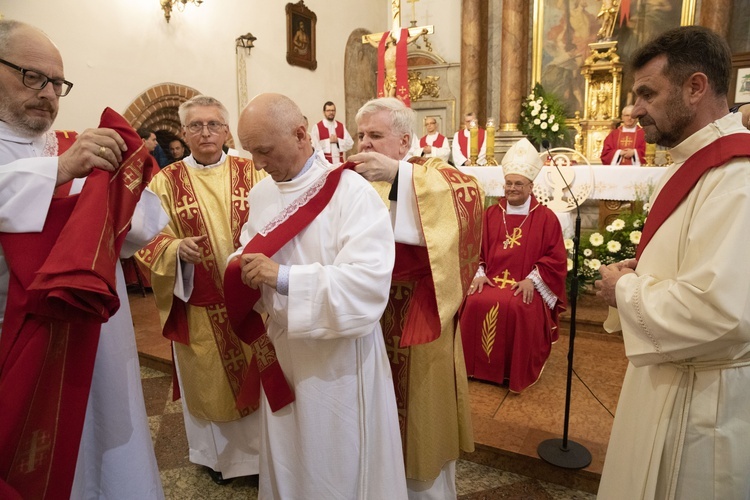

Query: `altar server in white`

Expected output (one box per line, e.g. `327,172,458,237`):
232,92,407,499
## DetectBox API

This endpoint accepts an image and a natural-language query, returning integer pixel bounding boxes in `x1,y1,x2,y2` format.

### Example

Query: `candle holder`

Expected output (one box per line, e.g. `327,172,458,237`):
485,118,498,166
644,142,656,166
469,120,478,166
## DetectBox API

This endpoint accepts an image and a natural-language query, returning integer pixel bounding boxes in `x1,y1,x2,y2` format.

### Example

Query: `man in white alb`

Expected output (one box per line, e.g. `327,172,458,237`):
309,101,353,166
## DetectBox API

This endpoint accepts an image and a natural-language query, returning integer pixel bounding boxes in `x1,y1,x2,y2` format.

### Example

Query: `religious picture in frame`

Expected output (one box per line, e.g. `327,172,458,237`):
729,53,750,107
286,1,317,70
532,0,696,115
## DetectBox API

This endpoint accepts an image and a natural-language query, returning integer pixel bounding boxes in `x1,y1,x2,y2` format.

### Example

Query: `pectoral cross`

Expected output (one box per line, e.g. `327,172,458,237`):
503,227,523,249
492,269,517,289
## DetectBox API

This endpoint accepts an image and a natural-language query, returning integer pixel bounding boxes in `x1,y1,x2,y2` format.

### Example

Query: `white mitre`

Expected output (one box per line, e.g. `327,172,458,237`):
501,138,542,182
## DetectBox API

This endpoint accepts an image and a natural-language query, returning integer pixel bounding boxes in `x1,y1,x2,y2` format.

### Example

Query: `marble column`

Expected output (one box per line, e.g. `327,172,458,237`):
460,0,487,123
699,0,733,39
499,0,528,131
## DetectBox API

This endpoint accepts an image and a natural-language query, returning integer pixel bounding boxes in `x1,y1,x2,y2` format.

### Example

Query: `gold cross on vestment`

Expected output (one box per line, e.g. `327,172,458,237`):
252,334,277,371
361,0,433,47
503,227,523,249
620,135,634,148
493,269,516,289
19,429,51,473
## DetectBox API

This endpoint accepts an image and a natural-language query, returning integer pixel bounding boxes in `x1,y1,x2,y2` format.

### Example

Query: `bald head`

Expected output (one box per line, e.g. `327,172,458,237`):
0,20,65,137
239,93,312,182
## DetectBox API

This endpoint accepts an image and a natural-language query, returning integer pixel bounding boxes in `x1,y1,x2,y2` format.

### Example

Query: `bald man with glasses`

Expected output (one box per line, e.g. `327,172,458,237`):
417,116,450,162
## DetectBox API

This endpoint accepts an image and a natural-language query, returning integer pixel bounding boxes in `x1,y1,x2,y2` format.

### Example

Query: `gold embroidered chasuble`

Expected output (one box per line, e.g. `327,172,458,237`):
137,157,265,421
380,157,483,480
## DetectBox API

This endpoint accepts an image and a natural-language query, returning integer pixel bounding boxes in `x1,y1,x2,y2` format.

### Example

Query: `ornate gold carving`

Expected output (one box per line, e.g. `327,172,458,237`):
408,71,439,101
481,303,500,362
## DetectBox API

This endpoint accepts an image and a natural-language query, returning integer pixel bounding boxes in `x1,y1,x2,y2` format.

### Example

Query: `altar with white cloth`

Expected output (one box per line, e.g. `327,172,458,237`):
459,165,668,237
458,165,667,200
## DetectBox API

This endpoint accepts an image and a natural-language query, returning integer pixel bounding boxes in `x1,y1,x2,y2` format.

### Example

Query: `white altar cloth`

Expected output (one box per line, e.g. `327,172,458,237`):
459,165,667,201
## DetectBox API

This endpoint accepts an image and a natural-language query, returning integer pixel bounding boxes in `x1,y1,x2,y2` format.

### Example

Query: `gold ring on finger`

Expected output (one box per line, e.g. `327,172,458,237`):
98,146,107,157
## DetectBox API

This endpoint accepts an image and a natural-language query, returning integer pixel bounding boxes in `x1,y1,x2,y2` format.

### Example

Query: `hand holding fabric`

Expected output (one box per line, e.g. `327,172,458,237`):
240,253,279,290
56,128,127,186
348,151,399,183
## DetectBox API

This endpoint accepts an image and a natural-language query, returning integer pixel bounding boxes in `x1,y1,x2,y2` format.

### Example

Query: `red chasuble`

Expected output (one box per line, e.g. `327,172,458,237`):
459,197,567,393
0,108,154,499
600,126,646,165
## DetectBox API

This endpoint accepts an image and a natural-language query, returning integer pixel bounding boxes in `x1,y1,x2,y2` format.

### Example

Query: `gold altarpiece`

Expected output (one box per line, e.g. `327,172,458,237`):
575,40,622,163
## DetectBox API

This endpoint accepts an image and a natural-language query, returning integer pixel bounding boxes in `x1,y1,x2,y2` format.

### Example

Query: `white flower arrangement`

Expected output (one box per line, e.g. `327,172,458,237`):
519,83,569,148
567,209,649,291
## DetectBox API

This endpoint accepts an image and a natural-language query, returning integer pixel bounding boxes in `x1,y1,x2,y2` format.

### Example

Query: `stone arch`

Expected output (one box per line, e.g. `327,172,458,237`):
122,83,235,148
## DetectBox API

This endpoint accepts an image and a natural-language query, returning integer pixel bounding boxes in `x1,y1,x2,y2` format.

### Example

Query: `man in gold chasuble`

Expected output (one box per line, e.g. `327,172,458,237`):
351,97,483,499
136,95,266,484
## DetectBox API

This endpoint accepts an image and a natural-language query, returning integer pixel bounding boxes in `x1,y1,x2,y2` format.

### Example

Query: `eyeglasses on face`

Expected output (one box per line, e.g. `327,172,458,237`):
0,57,73,97
504,181,531,189
184,121,227,134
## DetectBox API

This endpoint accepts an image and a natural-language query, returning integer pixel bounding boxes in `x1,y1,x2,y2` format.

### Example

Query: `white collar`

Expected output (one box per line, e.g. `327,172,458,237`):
183,152,227,169
506,196,531,215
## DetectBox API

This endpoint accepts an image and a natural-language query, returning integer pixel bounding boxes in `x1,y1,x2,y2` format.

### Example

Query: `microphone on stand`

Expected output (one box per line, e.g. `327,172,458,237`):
537,140,592,469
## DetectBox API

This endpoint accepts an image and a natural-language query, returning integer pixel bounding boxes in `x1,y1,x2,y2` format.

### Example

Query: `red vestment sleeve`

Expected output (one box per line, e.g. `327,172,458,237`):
0,108,155,499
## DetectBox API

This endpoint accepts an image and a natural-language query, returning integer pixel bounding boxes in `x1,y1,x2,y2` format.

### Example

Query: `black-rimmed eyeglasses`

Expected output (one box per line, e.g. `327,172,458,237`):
0,57,73,97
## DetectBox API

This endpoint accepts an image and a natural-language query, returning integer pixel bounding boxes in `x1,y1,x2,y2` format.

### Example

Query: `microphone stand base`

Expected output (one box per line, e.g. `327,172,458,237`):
537,438,592,469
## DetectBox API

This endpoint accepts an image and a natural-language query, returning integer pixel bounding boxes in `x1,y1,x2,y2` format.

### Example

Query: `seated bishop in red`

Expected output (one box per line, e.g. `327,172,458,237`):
459,138,568,392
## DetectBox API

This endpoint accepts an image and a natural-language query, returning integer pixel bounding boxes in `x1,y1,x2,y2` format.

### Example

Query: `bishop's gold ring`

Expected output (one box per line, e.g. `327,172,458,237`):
97,146,107,157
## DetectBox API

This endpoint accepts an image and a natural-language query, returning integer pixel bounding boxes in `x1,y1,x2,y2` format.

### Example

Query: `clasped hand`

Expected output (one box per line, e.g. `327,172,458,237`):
594,259,637,307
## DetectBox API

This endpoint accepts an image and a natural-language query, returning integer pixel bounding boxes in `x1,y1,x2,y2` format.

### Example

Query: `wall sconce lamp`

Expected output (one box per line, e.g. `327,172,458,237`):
160,0,203,23
236,32,257,53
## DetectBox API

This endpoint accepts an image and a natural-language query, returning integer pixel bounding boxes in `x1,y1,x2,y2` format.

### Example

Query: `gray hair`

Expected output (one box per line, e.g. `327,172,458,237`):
0,20,27,58
178,95,230,125
355,97,415,139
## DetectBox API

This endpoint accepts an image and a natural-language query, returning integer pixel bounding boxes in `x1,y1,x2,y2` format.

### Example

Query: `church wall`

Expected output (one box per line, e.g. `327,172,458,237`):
3,0,385,148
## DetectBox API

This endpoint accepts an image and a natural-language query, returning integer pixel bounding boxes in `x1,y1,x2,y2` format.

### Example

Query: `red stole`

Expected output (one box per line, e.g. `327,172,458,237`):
0,108,154,499
377,29,411,106
316,120,345,163
636,134,750,259
419,133,445,149
223,162,356,412
457,129,486,158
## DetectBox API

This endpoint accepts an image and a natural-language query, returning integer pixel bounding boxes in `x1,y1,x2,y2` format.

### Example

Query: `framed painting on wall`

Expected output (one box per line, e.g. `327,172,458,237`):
286,1,317,70
730,52,750,107
532,0,697,116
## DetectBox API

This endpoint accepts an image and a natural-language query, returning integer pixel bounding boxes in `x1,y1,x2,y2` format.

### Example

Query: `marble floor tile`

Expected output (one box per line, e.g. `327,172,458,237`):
132,290,618,498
